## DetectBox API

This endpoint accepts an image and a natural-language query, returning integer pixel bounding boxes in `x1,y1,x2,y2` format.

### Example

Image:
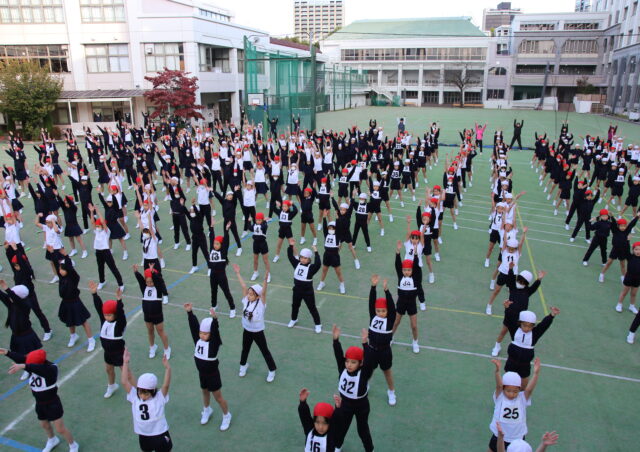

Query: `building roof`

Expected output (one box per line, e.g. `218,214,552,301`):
325,17,485,40
59,89,147,99
269,37,319,53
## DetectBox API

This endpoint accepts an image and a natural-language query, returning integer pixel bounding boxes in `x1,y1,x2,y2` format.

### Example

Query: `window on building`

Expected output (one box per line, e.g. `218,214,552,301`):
443,91,461,104
486,89,505,99
496,43,509,55
85,44,129,73
488,67,507,76
630,56,636,73
237,49,244,73
0,44,69,72
624,7,628,21
520,23,556,31
422,91,439,103
51,103,77,124
80,0,125,23
91,101,130,122
516,65,553,74
198,8,231,22
404,91,418,99
145,43,185,72
199,45,230,73
613,60,618,74
563,22,599,30
518,40,556,54
0,0,64,23
634,2,638,16
561,40,598,54
558,65,597,75
464,91,482,103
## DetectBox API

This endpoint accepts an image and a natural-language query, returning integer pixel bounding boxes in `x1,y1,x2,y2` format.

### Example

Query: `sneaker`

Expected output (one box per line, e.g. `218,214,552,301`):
185,244,191,251
412,195,416,202
200,406,213,425
400,201,404,207
267,273,271,283
354,259,361,269
582,261,588,267
489,280,495,290
239,364,248,377
434,253,441,262
491,342,501,357
81,250,88,259
484,258,490,268
220,412,232,431
438,237,443,245
43,331,52,342
412,340,419,354
570,237,575,242
586,239,591,244
87,337,96,352
266,370,276,383
339,282,346,294
20,370,29,381
627,332,635,344
553,209,558,216
122,251,128,260
317,223,322,231
380,229,385,236
236,247,242,257
149,344,158,358
241,231,249,239
67,333,79,347
565,223,570,230
453,223,458,230
455,209,459,215
123,233,131,240
83,228,90,235
389,215,394,222
598,273,604,283
173,243,180,250
287,319,298,328
428,273,435,284
42,436,60,452
160,259,166,268
300,237,306,245
69,249,78,257
419,302,426,311
367,246,372,253
104,383,119,399
251,271,259,281
317,281,325,291
69,442,79,452
162,295,169,304
312,237,317,246
49,275,59,284
314,324,322,334
387,390,397,406
189,266,199,274
485,304,492,316
630,305,639,315
229,309,236,319
272,255,280,263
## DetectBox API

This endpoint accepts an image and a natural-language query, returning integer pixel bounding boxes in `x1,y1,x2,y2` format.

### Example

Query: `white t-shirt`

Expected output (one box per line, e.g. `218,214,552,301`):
127,388,170,436
44,224,62,249
241,296,265,332
403,240,423,267
489,392,530,442
93,229,110,250
4,222,22,244
498,249,519,275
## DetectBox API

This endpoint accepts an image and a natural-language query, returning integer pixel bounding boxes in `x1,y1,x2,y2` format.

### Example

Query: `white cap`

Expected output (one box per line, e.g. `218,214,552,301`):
199,317,213,333
358,193,367,199
519,270,533,285
393,161,399,165
11,285,29,299
300,248,313,259
327,221,336,227
496,202,508,209
250,284,262,297
45,214,57,222
373,180,380,186
105,195,113,202
504,192,513,199
226,190,234,196
380,171,388,176
506,439,533,452
634,176,640,181
404,158,410,163
81,175,88,181
246,180,254,185
137,373,158,390
502,371,521,387
171,176,179,182
339,203,349,209
501,180,509,186
519,310,537,324
506,238,519,248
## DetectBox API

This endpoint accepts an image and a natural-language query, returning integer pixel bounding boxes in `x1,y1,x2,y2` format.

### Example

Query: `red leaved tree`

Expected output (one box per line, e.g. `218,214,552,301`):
143,68,204,121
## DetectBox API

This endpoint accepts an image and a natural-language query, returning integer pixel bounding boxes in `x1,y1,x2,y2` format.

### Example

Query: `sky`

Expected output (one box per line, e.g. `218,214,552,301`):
206,0,581,36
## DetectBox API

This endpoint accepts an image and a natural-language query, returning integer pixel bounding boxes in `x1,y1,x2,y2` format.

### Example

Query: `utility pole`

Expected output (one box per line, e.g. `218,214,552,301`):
310,31,317,131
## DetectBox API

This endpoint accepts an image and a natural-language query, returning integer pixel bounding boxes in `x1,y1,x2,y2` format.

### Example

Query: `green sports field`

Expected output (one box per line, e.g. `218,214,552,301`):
0,107,639,452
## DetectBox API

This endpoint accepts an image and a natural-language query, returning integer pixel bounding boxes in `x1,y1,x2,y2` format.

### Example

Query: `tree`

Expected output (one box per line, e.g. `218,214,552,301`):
445,65,482,108
0,60,62,139
576,76,598,95
143,68,204,123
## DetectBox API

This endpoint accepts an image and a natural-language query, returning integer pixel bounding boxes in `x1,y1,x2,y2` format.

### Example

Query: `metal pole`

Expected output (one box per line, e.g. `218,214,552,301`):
310,31,317,131
243,36,249,109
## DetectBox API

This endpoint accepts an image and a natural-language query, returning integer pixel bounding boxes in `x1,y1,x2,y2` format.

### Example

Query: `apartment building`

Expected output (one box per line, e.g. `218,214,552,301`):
294,0,344,43
482,2,522,32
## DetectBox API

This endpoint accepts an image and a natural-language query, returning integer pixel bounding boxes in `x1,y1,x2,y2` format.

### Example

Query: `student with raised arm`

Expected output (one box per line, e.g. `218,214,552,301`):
121,348,173,452
495,422,559,452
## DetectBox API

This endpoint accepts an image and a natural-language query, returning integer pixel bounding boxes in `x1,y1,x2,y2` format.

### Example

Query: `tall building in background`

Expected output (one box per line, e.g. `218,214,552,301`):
482,2,522,32
575,0,592,11
294,0,344,42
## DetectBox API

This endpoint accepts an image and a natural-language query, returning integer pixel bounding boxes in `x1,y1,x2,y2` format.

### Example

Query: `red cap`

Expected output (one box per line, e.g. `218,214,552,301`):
345,346,364,361
618,218,628,225
433,185,441,190
313,402,334,419
401,259,413,269
448,166,455,173
200,178,207,185
430,197,439,204
283,200,292,206
633,241,640,248
5,212,12,219
143,268,155,279
213,152,219,157
585,190,593,195
375,297,387,309
410,230,420,236
10,255,18,264
214,235,223,243
321,177,327,183
351,160,357,165
342,168,348,174
304,187,313,193
136,176,143,183
274,156,280,161
25,349,46,365
102,299,118,315
599,209,609,216
256,212,264,220
94,219,103,226
422,212,431,217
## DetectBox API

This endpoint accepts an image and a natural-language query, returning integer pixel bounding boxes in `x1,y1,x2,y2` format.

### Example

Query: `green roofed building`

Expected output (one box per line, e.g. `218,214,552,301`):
321,17,489,107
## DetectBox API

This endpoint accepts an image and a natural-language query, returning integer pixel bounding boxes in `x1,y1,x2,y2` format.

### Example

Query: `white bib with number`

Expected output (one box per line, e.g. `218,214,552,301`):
100,320,122,340
143,286,158,301
294,263,311,282
398,276,415,290
369,316,390,334
338,369,367,399
324,234,337,248
305,432,327,452
194,339,217,361
209,250,224,262
29,374,56,392
512,328,533,349
356,203,367,214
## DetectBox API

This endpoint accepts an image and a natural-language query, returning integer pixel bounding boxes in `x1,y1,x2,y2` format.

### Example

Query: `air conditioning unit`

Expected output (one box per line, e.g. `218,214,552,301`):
145,46,154,55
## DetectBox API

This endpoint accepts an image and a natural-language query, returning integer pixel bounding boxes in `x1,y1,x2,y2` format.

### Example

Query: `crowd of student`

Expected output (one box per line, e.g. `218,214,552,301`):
0,115,633,451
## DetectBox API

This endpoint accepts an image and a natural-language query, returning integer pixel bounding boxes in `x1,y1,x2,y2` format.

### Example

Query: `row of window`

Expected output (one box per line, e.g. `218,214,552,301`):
341,47,487,62
518,22,599,31
198,8,230,22
517,39,598,55
0,43,243,74
0,0,125,23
